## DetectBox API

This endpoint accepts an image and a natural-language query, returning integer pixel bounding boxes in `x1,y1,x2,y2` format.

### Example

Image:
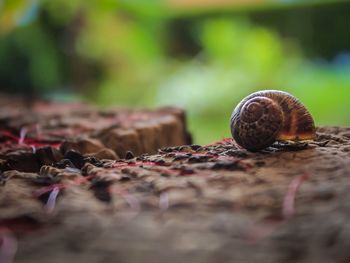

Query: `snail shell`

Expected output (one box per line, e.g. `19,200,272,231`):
230,90,315,151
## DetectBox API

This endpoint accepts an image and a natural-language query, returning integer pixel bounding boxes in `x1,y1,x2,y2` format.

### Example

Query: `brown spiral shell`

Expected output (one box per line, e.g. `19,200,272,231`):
230,90,316,151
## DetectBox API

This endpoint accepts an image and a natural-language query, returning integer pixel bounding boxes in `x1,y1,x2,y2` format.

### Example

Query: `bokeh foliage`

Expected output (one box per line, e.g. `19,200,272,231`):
0,0,349,143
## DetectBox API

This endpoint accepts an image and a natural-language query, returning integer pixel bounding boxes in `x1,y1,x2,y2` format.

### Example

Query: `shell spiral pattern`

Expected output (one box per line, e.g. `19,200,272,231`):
230,90,316,151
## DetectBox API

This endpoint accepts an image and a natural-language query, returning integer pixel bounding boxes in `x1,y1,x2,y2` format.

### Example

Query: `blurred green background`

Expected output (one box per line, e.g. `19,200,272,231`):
0,0,350,144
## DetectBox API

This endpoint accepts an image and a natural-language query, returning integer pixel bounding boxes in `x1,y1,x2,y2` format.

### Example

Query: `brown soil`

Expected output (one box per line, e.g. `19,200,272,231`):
1,123,350,262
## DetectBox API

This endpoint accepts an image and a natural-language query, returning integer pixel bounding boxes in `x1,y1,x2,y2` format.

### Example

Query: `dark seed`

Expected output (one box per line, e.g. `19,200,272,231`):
174,154,189,161
159,147,173,153
179,146,191,151
64,150,85,169
55,159,76,169
83,156,103,167
155,159,166,165
190,144,202,151
125,151,135,160
35,146,63,166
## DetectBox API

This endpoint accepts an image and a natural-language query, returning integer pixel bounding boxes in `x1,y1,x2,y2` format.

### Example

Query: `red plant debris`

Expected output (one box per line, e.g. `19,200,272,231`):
0,228,18,263
282,173,310,219
0,128,61,149
45,187,60,214
18,127,28,145
244,173,311,243
33,175,95,198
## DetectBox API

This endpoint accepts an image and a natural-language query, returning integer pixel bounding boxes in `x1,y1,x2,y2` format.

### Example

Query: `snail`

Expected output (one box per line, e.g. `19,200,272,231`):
230,90,315,151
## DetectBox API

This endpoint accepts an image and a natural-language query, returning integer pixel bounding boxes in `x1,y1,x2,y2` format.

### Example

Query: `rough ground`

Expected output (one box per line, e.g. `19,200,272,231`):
1,127,350,263
0,96,191,164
